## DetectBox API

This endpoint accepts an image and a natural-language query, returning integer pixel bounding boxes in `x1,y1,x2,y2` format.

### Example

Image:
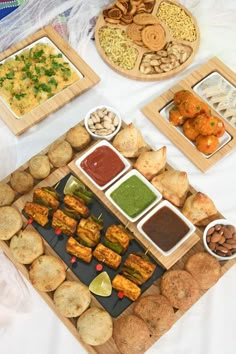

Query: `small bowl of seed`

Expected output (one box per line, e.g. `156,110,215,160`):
84,105,122,141
203,219,236,261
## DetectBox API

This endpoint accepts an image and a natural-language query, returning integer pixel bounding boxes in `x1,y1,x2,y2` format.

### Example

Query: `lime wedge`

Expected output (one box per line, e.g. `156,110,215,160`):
89,271,112,297
63,175,86,195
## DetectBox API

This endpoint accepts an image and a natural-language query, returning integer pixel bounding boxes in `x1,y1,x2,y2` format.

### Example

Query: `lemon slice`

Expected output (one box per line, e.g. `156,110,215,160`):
63,175,86,195
89,271,112,297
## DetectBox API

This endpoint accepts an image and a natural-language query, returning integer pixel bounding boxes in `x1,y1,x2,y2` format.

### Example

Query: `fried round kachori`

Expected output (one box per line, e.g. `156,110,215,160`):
0,182,15,206
10,170,34,194
160,270,200,310
10,228,44,264
185,252,221,289
77,307,113,346
66,124,91,151
0,206,23,240
53,280,91,318
113,314,151,354
195,135,219,155
29,155,51,179
29,255,66,292
48,140,73,168
133,295,175,336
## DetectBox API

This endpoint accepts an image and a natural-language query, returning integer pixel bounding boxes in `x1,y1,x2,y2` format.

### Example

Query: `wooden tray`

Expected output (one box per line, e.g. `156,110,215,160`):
95,0,200,81
0,26,100,135
0,121,235,353
142,57,236,172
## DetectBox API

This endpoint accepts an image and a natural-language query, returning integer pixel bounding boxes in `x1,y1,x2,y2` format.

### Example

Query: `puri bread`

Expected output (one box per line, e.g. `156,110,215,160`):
185,252,221,289
29,155,51,179
0,182,15,206
66,124,91,151
113,314,151,354
10,228,44,264
160,270,200,310
0,206,23,240
29,255,66,292
48,140,73,168
77,307,113,346
152,169,189,207
182,192,218,226
133,295,175,336
134,146,167,180
10,170,34,194
53,280,91,317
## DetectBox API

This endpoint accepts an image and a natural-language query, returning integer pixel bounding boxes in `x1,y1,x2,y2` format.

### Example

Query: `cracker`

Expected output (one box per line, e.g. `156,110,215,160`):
127,23,143,41
133,13,159,26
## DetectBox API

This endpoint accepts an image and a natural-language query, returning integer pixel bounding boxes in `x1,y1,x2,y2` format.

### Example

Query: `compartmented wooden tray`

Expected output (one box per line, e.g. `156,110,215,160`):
0,120,235,354
0,26,100,135
95,0,200,81
142,57,236,172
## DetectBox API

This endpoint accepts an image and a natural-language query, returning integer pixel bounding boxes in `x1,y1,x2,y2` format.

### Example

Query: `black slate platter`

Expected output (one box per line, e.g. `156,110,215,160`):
25,173,165,317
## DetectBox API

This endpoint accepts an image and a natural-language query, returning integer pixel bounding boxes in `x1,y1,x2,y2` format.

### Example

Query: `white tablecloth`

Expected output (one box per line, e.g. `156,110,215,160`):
0,1,236,353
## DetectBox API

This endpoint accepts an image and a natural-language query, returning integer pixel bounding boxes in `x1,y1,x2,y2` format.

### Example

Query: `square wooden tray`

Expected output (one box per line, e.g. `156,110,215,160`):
0,25,100,135
141,57,236,172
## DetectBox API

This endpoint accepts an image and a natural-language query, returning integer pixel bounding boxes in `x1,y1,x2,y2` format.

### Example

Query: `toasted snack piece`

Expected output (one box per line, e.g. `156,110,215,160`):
10,228,44,264
29,255,66,292
122,253,156,285
53,280,91,317
185,252,221,289
52,209,77,236
77,217,101,247
112,274,141,301
66,236,92,263
0,182,15,206
28,155,51,179
104,224,131,254
10,170,34,194
134,146,166,180
169,107,185,126
48,140,73,168
77,307,113,346
133,295,175,336
160,270,200,310
113,314,151,354
195,134,219,155
182,192,218,226
64,194,89,218
151,169,189,207
0,206,23,240
113,123,150,158
24,202,49,227
93,243,122,269
66,124,91,151
133,13,159,25
33,188,60,210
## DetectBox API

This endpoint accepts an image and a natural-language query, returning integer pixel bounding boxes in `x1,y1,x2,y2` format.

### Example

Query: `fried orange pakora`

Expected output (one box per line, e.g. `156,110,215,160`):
183,119,199,141
195,135,219,155
193,114,225,137
169,107,185,126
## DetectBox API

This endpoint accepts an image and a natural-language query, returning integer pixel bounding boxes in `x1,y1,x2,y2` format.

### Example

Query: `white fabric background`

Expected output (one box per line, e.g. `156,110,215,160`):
0,0,236,353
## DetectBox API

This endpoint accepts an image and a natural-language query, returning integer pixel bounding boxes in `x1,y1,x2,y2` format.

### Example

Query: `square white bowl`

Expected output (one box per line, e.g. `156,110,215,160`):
137,200,196,256
105,169,162,223
75,139,131,190
160,100,232,159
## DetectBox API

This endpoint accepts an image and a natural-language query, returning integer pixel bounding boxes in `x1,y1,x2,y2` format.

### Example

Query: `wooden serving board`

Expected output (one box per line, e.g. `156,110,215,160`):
0,26,100,135
0,121,235,353
142,57,236,172
95,0,200,81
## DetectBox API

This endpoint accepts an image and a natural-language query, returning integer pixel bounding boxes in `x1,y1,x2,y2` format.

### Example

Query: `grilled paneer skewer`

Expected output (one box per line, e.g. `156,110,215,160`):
66,236,92,263
93,243,122,270
122,253,156,285
112,274,141,301
24,202,49,226
33,187,60,210
52,209,77,236
64,195,89,218
104,224,131,254
76,216,103,247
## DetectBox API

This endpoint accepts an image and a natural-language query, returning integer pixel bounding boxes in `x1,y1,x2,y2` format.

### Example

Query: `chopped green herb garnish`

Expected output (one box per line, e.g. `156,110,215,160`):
172,107,178,111
48,78,58,87
210,122,215,126
14,93,26,100
6,72,15,79
34,83,51,93
57,53,63,58
15,55,19,61
33,49,44,60
61,67,71,78
22,63,31,71
52,60,63,69
35,66,41,74
31,75,38,83
197,105,200,110
44,68,55,76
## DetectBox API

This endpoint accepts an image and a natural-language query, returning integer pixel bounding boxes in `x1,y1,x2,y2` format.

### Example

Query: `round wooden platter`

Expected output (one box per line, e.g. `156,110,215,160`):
95,0,200,81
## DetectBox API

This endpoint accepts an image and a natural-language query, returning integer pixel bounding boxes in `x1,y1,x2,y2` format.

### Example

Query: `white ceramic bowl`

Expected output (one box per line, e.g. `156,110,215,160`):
105,169,162,223
75,139,131,190
137,200,196,256
203,219,236,261
84,105,122,141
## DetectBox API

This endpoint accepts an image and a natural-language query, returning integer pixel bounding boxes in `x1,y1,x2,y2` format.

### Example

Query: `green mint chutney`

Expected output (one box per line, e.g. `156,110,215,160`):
110,175,157,218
